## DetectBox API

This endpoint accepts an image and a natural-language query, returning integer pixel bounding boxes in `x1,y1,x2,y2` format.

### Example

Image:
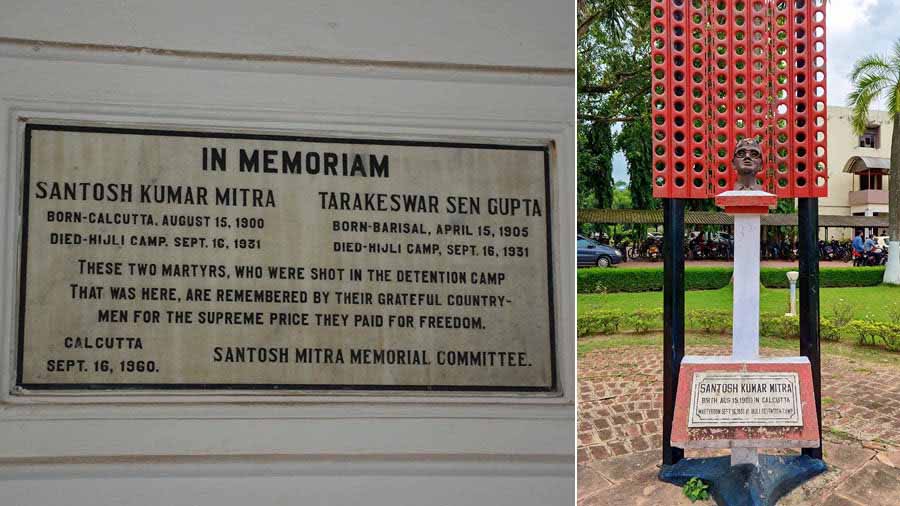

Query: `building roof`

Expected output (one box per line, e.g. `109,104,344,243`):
842,156,891,174
578,208,889,228
577,209,731,225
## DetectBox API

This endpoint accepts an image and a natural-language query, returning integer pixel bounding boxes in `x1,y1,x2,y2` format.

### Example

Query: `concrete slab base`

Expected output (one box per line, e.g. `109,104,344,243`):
671,358,820,449
659,454,826,506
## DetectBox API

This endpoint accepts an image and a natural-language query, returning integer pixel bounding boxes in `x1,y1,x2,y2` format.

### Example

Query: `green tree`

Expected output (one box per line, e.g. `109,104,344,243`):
578,0,634,42
616,112,658,210
579,118,615,208
847,40,900,284
613,180,632,209
578,0,651,212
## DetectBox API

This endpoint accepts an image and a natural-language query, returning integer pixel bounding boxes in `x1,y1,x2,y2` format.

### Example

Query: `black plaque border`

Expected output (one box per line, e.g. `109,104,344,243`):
15,123,558,394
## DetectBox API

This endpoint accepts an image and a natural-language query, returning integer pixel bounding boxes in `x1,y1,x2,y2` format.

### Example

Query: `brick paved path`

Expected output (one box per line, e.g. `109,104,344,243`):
578,343,900,505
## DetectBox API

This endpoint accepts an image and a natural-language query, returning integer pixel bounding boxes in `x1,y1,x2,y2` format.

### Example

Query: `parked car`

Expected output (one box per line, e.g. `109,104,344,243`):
709,231,733,246
578,235,623,267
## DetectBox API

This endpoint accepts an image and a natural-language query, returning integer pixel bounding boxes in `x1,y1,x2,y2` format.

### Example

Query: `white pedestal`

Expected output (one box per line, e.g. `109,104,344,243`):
726,206,767,467
732,214,761,361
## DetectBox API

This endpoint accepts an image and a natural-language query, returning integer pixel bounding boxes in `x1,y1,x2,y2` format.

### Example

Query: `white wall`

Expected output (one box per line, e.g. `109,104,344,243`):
0,2,576,504
0,0,572,69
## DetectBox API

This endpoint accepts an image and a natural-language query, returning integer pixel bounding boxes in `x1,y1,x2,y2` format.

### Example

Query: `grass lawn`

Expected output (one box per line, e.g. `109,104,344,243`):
577,332,900,368
578,284,900,322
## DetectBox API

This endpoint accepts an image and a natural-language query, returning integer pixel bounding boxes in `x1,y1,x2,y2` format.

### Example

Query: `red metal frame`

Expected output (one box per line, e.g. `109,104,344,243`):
652,0,827,199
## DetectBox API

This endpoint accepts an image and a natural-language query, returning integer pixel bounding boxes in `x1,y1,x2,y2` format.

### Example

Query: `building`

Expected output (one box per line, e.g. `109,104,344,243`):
821,105,893,238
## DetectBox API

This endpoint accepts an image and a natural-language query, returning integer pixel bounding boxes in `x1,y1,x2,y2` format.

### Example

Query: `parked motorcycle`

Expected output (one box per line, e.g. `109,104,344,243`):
688,232,732,260
630,234,663,261
818,239,851,262
854,247,888,266
778,239,798,261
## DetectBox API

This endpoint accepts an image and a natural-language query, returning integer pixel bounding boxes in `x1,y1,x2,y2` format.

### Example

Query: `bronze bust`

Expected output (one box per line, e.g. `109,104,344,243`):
733,138,763,191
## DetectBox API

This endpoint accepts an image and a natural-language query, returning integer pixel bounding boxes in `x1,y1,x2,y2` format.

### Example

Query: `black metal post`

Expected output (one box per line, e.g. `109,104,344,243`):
663,198,685,465
798,198,823,460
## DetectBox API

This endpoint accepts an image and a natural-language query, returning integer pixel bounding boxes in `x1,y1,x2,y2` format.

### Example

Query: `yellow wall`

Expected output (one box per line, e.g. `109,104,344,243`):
821,106,893,238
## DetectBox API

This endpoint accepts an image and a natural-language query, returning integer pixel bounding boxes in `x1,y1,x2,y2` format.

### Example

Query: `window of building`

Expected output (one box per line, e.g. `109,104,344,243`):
859,125,880,148
858,171,884,190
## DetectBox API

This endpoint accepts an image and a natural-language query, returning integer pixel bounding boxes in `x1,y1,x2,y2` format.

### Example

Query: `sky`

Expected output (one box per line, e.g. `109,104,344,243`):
612,0,900,182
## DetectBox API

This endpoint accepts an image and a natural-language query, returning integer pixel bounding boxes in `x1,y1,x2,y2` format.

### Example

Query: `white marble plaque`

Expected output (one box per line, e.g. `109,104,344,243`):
16,124,556,392
688,372,802,427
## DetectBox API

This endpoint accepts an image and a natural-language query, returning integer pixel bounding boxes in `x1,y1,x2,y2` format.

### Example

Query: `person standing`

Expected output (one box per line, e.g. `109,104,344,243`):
865,235,876,253
852,230,865,256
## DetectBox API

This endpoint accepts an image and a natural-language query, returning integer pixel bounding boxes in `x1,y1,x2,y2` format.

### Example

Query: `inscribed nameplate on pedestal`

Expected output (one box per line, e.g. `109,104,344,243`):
688,372,802,427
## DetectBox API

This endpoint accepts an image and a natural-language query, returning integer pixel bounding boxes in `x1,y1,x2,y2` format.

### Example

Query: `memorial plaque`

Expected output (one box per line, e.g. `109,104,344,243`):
688,372,802,428
15,124,556,392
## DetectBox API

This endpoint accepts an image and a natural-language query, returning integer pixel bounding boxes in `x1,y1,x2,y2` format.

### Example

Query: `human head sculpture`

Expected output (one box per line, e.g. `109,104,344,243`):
733,138,763,191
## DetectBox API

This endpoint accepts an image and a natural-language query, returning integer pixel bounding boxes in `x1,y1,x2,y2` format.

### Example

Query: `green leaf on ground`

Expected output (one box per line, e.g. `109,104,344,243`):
683,477,710,502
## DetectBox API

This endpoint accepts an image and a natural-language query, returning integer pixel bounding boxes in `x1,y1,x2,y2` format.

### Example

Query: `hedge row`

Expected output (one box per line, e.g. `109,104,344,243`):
850,320,900,351
577,267,733,293
577,266,886,293
577,308,663,337
759,267,885,288
577,309,896,347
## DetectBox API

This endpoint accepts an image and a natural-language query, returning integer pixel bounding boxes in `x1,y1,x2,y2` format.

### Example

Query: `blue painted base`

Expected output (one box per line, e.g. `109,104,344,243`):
659,454,826,506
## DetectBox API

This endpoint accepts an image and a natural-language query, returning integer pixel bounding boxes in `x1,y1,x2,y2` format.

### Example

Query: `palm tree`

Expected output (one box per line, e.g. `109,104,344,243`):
847,40,900,284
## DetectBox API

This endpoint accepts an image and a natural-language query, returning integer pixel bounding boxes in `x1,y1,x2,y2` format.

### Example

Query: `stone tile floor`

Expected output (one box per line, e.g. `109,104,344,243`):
578,344,900,505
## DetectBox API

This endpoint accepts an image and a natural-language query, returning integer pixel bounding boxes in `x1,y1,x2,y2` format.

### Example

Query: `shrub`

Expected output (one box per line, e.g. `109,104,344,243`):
759,313,800,339
759,268,793,288
626,308,664,333
578,266,885,294
577,267,732,293
578,308,664,336
760,267,885,288
820,317,841,342
686,268,735,291
689,309,732,334
851,319,882,346
577,268,662,293
778,314,801,339
584,277,611,295
882,326,900,352
828,299,855,328
577,310,625,337
759,313,782,339
849,320,900,351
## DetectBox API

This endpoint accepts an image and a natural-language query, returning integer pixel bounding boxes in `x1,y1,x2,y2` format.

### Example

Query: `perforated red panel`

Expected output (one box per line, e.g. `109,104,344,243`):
652,0,827,199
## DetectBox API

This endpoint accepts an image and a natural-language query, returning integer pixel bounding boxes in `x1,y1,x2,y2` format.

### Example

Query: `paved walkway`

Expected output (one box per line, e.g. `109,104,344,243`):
578,343,900,505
